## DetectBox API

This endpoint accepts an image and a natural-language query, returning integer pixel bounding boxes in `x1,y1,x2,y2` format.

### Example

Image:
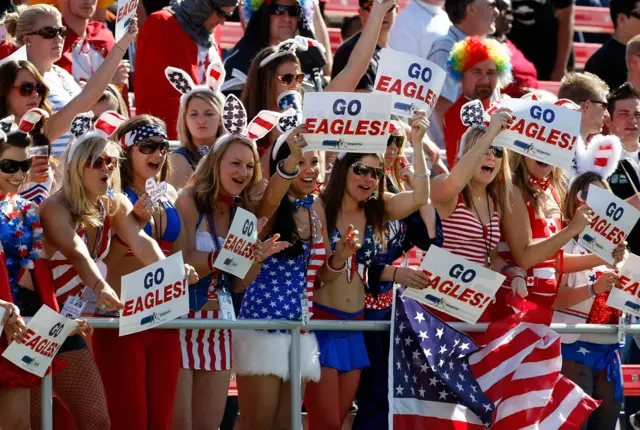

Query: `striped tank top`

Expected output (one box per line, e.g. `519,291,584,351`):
441,194,501,266
50,216,112,305
44,66,81,157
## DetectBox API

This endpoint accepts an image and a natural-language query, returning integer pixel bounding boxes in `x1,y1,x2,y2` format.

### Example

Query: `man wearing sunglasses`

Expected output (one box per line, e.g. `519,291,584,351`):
223,0,332,93
56,0,130,87
557,72,610,142
135,0,237,140
586,0,640,91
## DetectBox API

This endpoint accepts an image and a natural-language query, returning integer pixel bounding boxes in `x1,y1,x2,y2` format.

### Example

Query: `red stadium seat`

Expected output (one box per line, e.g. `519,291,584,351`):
574,42,601,70
624,365,640,396
574,6,614,34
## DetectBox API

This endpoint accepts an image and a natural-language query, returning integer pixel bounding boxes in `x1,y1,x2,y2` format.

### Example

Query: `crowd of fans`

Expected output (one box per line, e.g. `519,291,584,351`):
0,0,639,429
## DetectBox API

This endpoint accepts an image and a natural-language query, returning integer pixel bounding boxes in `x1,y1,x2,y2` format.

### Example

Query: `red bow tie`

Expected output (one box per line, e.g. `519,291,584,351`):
218,194,241,207
529,176,551,191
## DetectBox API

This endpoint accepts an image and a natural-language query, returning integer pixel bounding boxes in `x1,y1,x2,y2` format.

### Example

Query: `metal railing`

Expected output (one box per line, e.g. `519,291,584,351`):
39,319,640,430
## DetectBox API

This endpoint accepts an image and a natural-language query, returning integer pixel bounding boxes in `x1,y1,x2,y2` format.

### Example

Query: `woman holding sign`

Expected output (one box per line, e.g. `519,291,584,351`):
90,115,192,430
303,111,431,430
39,118,196,430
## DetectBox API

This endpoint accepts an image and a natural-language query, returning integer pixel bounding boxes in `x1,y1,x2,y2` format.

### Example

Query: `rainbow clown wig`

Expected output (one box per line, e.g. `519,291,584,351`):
447,36,513,87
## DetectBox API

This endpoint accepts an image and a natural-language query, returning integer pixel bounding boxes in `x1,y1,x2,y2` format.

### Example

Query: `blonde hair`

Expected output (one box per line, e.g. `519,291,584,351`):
510,151,566,215
388,126,408,193
61,137,122,228
177,91,224,163
187,137,262,215
459,125,512,215
1,4,61,47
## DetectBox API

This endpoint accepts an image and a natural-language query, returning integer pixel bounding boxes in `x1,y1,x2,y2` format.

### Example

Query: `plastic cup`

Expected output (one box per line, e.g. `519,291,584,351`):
277,90,302,112
29,145,49,183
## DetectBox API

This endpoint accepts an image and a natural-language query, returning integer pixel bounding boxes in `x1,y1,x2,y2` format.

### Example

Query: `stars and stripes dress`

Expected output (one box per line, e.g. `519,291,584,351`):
234,205,325,381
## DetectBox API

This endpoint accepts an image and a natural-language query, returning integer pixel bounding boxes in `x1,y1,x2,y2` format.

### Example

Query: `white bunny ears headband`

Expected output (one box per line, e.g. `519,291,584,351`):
165,61,226,107
66,110,127,162
260,36,326,68
213,94,281,153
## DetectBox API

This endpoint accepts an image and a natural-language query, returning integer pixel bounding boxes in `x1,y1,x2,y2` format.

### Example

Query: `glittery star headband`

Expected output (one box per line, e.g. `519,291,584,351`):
120,123,168,150
165,60,225,107
67,110,126,162
213,94,281,153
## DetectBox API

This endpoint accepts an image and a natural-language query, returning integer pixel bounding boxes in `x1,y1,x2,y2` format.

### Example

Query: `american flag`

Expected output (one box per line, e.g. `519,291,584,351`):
391,288,601,429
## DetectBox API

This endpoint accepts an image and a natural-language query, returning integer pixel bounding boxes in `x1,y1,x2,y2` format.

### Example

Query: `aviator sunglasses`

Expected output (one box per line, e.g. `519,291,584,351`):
85,155,118,170
137,139,170,155
26,26,67,39
351,162,384,181
0,158,32,174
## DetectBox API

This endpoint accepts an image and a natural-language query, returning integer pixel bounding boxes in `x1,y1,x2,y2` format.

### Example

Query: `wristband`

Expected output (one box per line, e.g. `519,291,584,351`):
500,264,514,275
276,161,300,180
326,254,347,273
92,279,105,292
393,266,398,283
413,172,430,179
512,275,526,283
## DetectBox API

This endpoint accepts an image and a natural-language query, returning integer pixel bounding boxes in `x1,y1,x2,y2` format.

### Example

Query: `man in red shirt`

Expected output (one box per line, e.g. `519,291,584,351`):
57,0,129,85
443,36,512,167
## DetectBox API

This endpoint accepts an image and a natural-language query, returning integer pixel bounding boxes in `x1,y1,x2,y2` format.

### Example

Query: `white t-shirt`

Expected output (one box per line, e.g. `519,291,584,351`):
197,43,222,83
44,65,82,156
71,40,105,83
388,0,451,59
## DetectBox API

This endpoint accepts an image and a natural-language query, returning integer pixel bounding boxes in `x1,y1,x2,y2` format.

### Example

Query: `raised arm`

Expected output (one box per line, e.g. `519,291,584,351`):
324,0,395,92
384,111,430,221
311,0,333,75
431,109,511,210
45,19,138,141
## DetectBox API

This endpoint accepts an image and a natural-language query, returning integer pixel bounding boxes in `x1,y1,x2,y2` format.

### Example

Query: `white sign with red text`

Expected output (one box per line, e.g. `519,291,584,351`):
302,92,392,153
607,253,640,316
492,98,581,170
578,184,640,265
2,305,75,377
119,252,188,336
373,48,445,118
213,208,258,279
403,246,505,324
115,0,138,42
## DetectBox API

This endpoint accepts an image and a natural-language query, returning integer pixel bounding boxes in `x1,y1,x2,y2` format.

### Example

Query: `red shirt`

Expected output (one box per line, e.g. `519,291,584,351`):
0,42,17,60
502,38,539,98
443,95,495,168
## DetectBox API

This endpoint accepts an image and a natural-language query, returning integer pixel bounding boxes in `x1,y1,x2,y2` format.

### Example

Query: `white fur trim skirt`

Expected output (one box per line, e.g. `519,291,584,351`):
232,330,321,382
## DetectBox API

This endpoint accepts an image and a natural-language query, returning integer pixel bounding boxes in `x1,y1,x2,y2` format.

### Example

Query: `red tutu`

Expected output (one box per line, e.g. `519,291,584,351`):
0,338,67,390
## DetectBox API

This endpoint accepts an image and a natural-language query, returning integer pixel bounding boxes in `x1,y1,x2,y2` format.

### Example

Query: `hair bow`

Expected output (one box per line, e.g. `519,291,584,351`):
165,60,225,107
67,110,126,162
212,94,281,153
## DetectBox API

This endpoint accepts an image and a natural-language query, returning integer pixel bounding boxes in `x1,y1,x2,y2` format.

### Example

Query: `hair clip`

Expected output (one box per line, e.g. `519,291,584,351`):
165,60,225,107
213,94,281,153
67,111,126,162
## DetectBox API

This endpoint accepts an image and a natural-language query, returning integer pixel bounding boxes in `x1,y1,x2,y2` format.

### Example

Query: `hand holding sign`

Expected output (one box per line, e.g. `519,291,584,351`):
394,267,431,290
145,178,168,204
213,208,259,278
1,302,25,344
115,0,139,43
570,205,595,236
95,280,123,313
132,193,153,223
410,110,429,148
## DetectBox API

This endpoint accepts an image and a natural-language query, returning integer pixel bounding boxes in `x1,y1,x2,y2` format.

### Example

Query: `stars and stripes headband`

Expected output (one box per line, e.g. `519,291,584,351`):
213,94,281,153
67,110,126,162
259,36,325,68
165,60,225,107
120,123,168,150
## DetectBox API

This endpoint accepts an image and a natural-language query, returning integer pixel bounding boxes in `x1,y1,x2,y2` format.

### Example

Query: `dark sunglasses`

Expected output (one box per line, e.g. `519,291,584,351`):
137,139,170,155
278,73,305,86
486,146,504,158
270,3,301,16
387,135,404,148
11,82,46,97
351,162,384,181
0,158,32,174
26,26,67,39
589,99,608,109
213,3,234,19
85,155,118,170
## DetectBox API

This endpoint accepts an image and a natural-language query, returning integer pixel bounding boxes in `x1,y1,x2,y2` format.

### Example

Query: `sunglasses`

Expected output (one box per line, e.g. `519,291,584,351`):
486,146,504,158
589,99,608,109
387,135,404,148
26,26,67,39
11,82,46,97
351,162,384,181
278,73,305,86
213,3,234,20
137,139,170,155
0,158,32,174
85,155,118,170
270,3,301,16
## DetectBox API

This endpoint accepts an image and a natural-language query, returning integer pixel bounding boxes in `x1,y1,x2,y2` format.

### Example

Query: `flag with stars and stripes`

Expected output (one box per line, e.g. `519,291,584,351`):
391,288,601,429
390,287,493,429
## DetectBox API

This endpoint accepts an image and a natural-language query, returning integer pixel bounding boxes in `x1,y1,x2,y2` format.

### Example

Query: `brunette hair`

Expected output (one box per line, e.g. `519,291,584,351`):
510,151,566,214
563,172,609,222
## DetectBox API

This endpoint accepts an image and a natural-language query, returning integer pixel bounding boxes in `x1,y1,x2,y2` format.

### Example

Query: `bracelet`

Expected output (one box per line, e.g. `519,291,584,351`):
114,44,126,53
413,172,430,179
512,275,526,282
92,279,105,292
500,264,514,275
276,161,300,180
393,267,398,283
326,254,347,273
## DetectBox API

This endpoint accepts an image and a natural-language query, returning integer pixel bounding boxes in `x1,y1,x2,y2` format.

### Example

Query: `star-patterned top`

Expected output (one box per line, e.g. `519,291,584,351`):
392,288,494,427
330,224,382,284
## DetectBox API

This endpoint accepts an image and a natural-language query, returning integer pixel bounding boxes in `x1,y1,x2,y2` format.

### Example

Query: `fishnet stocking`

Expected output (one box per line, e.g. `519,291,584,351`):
30,349,110,430
304,367,361,430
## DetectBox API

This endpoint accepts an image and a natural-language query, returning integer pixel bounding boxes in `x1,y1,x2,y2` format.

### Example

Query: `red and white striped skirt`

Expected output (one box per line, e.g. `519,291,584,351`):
179,310,232,371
